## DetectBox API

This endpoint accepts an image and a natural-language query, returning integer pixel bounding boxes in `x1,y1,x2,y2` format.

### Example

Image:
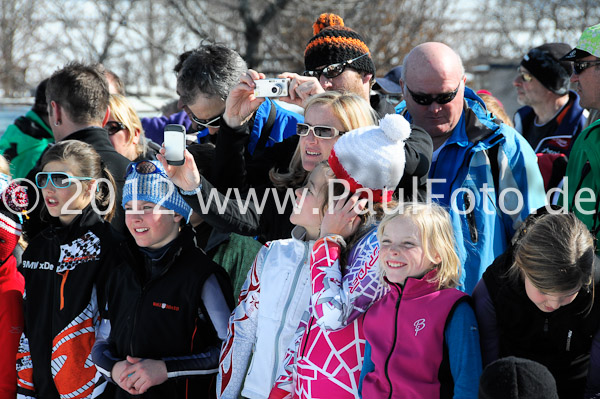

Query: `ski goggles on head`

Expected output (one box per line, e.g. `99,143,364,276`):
125,160,168,179
35,172,92,189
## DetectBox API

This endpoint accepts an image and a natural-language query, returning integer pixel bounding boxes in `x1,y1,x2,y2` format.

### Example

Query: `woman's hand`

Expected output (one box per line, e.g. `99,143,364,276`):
223,69,266,127
119,356,168,395
157,148,201,192
320,192,367,239
278,72,325,107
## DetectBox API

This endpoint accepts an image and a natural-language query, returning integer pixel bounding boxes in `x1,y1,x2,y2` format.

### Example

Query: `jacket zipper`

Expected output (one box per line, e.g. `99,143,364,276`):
129,248,181,355
464,192,478,243
300,316,314,359
271,243,309,384
384,284,402,399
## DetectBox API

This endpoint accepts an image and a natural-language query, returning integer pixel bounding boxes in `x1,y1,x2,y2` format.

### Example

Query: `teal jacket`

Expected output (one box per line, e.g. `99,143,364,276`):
396,87,547,293
0,110,54,178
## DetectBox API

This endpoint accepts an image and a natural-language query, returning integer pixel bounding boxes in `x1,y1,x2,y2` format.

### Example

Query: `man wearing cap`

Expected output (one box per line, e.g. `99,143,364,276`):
513,43,588,191
282,13,396,117
561,24,600,260
396,42,546,294
513,43,587,154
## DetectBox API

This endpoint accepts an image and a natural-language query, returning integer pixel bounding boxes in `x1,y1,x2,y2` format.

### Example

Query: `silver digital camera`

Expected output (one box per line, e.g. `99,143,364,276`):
254,78,290,98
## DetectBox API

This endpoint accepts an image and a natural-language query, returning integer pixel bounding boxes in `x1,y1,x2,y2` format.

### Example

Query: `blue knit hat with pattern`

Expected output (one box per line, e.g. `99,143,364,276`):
122,160,192,222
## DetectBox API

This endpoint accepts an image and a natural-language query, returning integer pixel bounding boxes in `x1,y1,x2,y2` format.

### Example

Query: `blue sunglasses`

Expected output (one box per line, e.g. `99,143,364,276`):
35,172,92,189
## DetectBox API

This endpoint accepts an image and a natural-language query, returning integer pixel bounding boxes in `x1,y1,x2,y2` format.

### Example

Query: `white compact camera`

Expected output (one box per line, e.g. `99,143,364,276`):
254,78,290,98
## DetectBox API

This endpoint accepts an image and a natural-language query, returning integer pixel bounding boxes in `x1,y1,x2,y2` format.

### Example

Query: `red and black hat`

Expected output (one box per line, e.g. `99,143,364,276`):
304,13,375,76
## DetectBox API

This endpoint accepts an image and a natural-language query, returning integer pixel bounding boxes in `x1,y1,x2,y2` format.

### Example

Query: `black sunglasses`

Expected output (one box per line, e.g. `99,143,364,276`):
189,111,222,129
405,81,462,106
303,53,369,80
574,60,600,75
104,121,127,135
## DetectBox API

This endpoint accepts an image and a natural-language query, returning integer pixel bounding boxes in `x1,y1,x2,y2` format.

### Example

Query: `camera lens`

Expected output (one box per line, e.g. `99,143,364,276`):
271,84,282,95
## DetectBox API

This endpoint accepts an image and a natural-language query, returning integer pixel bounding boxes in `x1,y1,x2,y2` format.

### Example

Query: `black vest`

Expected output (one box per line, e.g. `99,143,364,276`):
483,249,600,399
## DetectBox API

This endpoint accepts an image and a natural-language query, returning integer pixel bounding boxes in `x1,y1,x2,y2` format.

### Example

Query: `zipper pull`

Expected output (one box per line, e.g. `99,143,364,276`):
566,330,572,351
543,318,548,333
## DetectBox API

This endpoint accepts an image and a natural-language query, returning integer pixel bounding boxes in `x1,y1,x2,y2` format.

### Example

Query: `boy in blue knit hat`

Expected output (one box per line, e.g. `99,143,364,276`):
92,160,234,399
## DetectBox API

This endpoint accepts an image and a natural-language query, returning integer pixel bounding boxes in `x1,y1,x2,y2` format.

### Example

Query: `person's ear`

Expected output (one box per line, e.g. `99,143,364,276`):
131,128,141,146
173,213,183,224
86,179,97,196
362,73,373,85
50,101,61,125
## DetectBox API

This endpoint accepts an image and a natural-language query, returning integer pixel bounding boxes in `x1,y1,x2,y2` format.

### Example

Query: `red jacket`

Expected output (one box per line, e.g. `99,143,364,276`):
0,255,24,398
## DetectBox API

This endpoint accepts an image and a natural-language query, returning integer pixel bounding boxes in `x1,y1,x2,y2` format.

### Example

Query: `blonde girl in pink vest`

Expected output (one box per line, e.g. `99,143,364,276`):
359,202,482,399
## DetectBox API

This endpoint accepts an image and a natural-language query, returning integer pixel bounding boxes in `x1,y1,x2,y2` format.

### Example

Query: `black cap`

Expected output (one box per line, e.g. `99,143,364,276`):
521,43,573,95
374,66,403,95
479,357,559,399
560,48,592,61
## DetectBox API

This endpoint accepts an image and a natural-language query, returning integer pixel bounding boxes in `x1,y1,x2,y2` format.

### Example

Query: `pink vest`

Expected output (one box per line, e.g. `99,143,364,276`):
362,270,467,399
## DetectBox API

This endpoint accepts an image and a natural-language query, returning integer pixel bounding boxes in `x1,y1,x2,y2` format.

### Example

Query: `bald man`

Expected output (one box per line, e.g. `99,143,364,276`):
396,42,547,293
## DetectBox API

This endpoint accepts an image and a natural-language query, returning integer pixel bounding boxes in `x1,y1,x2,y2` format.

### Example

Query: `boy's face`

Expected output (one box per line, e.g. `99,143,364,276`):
124,200,182,249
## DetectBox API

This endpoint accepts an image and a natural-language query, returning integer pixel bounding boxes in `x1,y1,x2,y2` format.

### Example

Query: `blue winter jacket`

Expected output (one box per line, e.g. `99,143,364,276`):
396,87,547,293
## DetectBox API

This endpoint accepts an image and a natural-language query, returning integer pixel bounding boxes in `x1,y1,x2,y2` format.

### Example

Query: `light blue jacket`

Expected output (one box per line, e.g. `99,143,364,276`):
396,87,547,293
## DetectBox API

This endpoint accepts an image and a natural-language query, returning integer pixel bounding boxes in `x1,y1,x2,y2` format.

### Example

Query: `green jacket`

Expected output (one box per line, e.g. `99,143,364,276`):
0,110,54,179
564,118,600,248
211,232,262,298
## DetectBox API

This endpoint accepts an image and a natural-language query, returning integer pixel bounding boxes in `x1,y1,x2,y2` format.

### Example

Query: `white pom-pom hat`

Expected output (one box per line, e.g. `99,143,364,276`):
328,113,411,202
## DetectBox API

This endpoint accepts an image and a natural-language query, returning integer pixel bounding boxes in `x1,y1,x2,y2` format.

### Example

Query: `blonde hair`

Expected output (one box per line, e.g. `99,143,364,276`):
0,155,9,175
478,93,513,128
377,202,460,289
510,213,595,295
108,94,148,159
270,91,378,189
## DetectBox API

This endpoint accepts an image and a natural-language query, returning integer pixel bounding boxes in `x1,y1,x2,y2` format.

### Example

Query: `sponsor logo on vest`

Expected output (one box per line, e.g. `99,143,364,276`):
414,318,426,336
152,302,180,311
22,260,55,270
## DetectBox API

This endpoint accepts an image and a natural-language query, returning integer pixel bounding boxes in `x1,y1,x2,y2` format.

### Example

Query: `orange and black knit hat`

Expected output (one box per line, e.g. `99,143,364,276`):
304,13,375,76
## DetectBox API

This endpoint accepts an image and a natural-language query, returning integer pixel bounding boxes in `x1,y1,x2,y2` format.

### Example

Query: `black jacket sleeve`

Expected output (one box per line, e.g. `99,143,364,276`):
396,124,433,200
182,177,294,242
211,118,298,193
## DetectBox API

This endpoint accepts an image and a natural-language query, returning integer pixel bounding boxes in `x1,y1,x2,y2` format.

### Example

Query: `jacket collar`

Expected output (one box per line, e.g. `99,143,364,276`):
386,268,439,299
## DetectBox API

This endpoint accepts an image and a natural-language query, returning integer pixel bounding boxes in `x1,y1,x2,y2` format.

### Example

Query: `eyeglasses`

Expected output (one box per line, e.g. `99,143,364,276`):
126,161,167,178
303,53,370,80
573,60,600,75
405,81,462,106
296,123,345,139
36,172,92,189
189,111,222,129
516,68,533,83
105,121,127,135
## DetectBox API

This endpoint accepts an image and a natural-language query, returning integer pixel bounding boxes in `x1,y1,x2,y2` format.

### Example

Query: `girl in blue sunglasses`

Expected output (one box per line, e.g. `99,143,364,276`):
16,140,121,399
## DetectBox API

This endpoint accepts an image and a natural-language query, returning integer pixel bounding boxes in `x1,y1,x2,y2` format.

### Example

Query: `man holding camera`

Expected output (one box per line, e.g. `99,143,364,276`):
175,44,303,191
281,13,395,118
